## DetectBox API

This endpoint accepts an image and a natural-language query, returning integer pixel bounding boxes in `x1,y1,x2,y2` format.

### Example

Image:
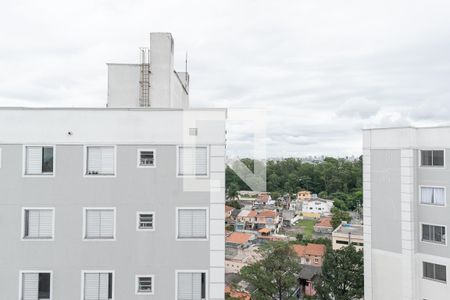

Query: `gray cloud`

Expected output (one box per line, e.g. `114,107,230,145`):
1,0,450,157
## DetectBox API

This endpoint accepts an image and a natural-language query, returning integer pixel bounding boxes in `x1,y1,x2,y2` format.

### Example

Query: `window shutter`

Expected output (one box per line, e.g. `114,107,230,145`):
84,273,99,300
100,210,114,238
192,210,207,238
178,210,192,238
178,273,193,300
179,147,208,176
39,209,53,238
98,273,110,300
26,147,42,174
22,273,39,300
87,147,102,174
27,210,40,238
100,147,114,175
86,210,101,238
192,272,202,299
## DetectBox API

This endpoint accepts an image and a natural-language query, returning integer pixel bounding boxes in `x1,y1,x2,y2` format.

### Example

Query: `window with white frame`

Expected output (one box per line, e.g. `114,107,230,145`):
178,146,208,176
86,146,115,176
423,262,446,282
138,149,155,167
25,146,54,175
422,224,446,244
21,272,51,300
177,209,207,239
177,272,206,300
84,209,115,240
421,150,444,166
23,209,54,240
420,187,445,206
137,212,154,230
83,272,113,300
136,275,154,295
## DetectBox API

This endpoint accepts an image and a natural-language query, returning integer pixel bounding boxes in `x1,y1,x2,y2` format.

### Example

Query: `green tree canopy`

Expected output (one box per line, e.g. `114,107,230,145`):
240,242,301,300
315,245,364,300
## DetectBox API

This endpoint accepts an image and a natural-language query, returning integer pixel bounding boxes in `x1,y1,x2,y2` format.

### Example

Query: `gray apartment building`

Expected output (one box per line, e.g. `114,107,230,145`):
364,126,450,300
0,33,226,300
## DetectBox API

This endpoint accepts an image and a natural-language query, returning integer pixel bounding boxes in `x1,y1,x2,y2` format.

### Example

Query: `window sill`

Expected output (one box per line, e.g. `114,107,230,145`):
423,277,447,284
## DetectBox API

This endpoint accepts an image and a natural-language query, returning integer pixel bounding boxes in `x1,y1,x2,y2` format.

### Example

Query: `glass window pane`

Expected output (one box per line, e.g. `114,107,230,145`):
435,264,447,282
140,151,154,166
38,273,51,298
422,224,430,241
423,262,434,279
421,150,433,166
434,226,443,243
421,187,433,204
433,150,444,166
433,188,445,206
42,147,54,173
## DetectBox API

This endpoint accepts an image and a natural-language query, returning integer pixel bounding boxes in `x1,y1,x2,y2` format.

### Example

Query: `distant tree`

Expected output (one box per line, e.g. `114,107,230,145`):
315,245,364,300
240,242,301,300
331,210,351,229
227,200,242,210
271,191,281,200
227,183,240,200
318,191,328,198
295,233,304,243
332,199,348,211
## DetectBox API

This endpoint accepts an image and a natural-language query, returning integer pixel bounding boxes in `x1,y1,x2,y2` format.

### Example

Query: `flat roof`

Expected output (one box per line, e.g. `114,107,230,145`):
0,106,226,112
333,223,363,236
363,124,450,131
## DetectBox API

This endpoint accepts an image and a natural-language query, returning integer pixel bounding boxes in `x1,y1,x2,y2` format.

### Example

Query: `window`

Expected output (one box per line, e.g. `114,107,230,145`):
336,240,349,245
423,262,446,282
177,208,207,240
82,272,113,300
177,272,206,300
84,208,115,240
420,187,445,206
137,149,155,168
422,224,446,244
23,208,54,240
20,271,51,300
177,146,208,176
137,212,155,231
189,128,198,136
136,275,154,295
86,146,115,176
24,146,54,175
421,150,444,166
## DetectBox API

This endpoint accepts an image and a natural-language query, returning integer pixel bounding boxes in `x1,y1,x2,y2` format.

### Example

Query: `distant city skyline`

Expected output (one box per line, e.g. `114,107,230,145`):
1,0,450,158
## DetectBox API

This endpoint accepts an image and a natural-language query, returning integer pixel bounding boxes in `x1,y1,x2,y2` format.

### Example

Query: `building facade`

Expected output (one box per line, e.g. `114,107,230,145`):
0,33,226,300
364,126,450,300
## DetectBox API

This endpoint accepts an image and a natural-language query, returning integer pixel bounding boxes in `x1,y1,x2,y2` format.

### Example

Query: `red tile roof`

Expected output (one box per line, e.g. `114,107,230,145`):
225,205,235,213
226,232,253,245
258,228,271,233
293,243,326,257
225,286,251,300
257,210,277,218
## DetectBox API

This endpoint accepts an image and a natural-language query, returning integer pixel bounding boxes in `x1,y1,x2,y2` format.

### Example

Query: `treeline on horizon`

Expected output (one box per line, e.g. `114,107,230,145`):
226,156,363,211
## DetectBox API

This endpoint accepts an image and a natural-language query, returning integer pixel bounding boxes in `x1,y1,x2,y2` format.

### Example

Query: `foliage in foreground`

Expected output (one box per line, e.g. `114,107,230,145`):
315,245,364,300
240,242,301,300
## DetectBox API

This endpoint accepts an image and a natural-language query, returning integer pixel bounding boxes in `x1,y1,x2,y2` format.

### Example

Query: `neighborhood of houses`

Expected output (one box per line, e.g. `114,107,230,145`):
225,190,363,299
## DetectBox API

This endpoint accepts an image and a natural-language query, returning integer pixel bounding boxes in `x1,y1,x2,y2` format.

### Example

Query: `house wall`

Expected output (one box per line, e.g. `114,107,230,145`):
0,108,226,300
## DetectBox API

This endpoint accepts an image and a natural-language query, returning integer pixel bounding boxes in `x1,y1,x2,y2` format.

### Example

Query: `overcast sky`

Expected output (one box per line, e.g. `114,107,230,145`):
1,0,450,158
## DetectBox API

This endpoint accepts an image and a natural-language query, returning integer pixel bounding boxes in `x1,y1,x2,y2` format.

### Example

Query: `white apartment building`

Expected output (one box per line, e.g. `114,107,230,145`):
364,126,450,300
0,33,226,300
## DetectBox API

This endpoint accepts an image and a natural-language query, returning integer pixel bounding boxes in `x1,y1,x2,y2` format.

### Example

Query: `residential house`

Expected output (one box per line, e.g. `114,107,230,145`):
235,210,257,231
225,243,261,274
332,222,363,250
314,217,333,233
253,192,273,206
297,265,321,298
297,190,312,200
302,199,334,219
255,210,280,231
225,205,235,225
293,243,327,267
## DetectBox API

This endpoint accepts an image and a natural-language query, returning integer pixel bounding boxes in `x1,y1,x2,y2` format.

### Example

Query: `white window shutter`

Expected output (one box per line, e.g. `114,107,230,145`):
98,273,110,299
26,147,42,174
192,210,207,238
22,273,39,300
39,209,53,238
179,147,208,176
84,273,99,300
27,210,40,238
178,273,193,300
86,210,101,238
192,272,202,299
100,210,114,238
178,210,193,238
101,147,114,175
87,147,102,174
